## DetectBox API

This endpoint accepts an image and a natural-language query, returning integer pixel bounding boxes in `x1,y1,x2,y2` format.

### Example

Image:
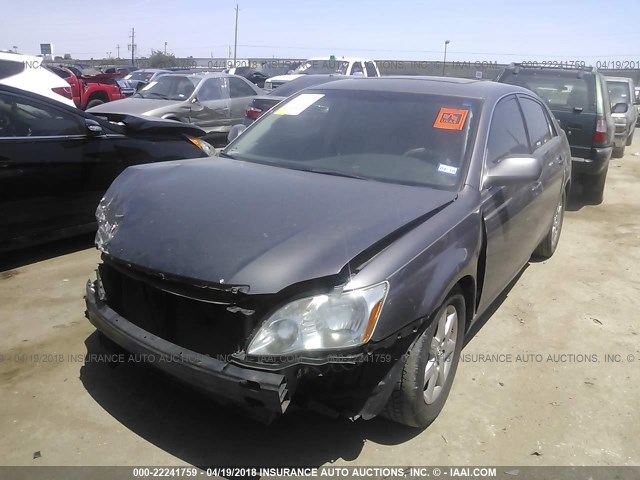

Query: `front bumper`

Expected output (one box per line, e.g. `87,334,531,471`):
84,280,290,422
84,278,404,422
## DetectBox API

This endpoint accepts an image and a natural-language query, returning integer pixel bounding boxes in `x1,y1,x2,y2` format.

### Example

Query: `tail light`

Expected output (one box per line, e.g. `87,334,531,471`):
52,86,72,100
593,116,607,143
245,106,263,121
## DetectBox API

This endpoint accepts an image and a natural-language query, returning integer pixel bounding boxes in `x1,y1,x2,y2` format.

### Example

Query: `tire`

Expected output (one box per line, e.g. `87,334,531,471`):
613,145,625,158
533,190,565,259
86,99,105,110
381,288,465,428
582,168,607,204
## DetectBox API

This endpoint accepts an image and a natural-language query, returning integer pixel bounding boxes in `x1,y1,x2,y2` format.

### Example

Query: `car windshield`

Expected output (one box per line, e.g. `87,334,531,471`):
225,90,480,190
501,71,596,113
293,60,350,75
607,81,631,106
135,75,201,100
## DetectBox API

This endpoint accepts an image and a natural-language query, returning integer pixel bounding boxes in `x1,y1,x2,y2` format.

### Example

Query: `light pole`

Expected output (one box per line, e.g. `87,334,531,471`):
442,40,450,76
233,4,239,68
164,42,167,55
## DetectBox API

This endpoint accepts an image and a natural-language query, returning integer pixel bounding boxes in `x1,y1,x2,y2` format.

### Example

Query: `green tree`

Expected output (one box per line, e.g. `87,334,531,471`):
146,50,180,68
63,53,72,60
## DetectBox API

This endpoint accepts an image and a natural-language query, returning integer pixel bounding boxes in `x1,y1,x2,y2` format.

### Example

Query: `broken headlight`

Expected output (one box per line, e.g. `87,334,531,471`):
95,197,121,253
247,282,388,356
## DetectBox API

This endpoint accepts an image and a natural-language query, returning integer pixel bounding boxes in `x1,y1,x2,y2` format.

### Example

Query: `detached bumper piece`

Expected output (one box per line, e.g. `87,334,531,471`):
84,281,290,423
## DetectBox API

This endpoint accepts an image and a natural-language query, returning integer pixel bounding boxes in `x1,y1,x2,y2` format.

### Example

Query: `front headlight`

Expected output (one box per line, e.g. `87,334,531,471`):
188,136,215,156
95,197,120,253
247,282,388,356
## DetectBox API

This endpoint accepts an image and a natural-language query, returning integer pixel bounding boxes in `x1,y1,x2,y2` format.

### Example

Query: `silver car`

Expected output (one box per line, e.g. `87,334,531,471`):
88,73,261,135
606,76,638,157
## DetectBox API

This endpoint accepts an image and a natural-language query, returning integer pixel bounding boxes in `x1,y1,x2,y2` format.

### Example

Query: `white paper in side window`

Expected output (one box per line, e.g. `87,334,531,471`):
437,164,458,175
273,93,325,115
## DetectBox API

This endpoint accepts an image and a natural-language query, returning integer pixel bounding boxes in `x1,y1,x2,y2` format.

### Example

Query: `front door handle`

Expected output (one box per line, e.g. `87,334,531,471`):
531,181,543,195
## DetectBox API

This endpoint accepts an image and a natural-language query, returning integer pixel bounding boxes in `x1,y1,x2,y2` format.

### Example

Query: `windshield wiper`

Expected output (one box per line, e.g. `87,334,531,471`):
306,168,371,181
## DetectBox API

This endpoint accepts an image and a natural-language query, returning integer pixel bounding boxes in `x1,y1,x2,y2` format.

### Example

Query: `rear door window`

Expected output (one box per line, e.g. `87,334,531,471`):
229,77,257,98
518,97,553,150
365,62,378,77
0,59,25,80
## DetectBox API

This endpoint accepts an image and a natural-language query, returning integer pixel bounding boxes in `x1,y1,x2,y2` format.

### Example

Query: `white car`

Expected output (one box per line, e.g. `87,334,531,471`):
0,51,75,107
264,57,380,90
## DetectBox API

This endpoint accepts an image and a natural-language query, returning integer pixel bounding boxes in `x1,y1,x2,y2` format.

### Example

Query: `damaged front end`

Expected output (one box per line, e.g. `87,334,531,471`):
85,255,413,423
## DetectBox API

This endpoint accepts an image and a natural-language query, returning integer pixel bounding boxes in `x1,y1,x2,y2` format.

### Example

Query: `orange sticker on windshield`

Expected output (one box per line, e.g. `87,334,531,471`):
433,108,469,130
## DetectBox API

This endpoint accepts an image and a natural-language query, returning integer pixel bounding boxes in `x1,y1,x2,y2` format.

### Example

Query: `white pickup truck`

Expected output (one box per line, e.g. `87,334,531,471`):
264,57,380,90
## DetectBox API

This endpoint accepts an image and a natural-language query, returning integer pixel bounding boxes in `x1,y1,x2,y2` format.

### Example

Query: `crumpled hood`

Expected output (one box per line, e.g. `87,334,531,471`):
87,97,183,116
101,158,456,294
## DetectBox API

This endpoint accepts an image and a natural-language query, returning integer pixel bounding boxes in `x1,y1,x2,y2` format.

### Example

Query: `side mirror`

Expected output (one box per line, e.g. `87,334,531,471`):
612,102,629,114
484,156,542,188
85,118,104,137
227,124,247,143
634,95,640,106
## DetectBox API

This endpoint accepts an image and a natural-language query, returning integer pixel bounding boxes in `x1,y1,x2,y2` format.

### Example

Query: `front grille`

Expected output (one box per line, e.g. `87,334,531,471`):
99,262,259,357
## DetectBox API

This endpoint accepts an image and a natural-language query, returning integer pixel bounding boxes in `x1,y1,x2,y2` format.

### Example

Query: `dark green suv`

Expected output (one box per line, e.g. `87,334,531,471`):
496,64,614,203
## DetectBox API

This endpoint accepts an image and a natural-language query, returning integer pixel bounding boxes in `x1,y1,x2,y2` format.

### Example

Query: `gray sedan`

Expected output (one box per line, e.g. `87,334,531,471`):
88,73,261,134
86,77,571,427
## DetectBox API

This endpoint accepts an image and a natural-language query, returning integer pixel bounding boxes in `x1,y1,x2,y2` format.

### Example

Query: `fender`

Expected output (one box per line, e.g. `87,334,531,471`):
346,186,483,342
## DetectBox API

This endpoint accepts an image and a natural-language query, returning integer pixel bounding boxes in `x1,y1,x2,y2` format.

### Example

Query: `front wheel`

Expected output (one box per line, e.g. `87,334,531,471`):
381,289,465,428
533,190,565,259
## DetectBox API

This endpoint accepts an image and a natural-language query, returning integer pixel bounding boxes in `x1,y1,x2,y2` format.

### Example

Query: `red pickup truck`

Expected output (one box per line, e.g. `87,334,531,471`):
47,66,124,110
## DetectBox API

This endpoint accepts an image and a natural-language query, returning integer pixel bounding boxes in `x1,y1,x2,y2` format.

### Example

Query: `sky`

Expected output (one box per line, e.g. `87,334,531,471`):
2,0,640,65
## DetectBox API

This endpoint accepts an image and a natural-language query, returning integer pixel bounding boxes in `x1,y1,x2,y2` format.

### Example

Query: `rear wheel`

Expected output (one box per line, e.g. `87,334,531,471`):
582,169,607,204
381,288,465,428
534,190,565,259
86,99,105,110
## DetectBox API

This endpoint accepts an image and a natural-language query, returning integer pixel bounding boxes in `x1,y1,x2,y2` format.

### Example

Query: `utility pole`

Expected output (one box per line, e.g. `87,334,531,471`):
117,44,120,59
164,42,167,55
442,40,450,77
128,28,136,66
233,4,239,68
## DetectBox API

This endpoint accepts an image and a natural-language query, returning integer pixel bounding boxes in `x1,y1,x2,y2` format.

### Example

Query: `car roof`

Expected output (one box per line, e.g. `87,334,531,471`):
308,76,531,101
305,56,374,63
0,51,42,63
605,76,633,83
